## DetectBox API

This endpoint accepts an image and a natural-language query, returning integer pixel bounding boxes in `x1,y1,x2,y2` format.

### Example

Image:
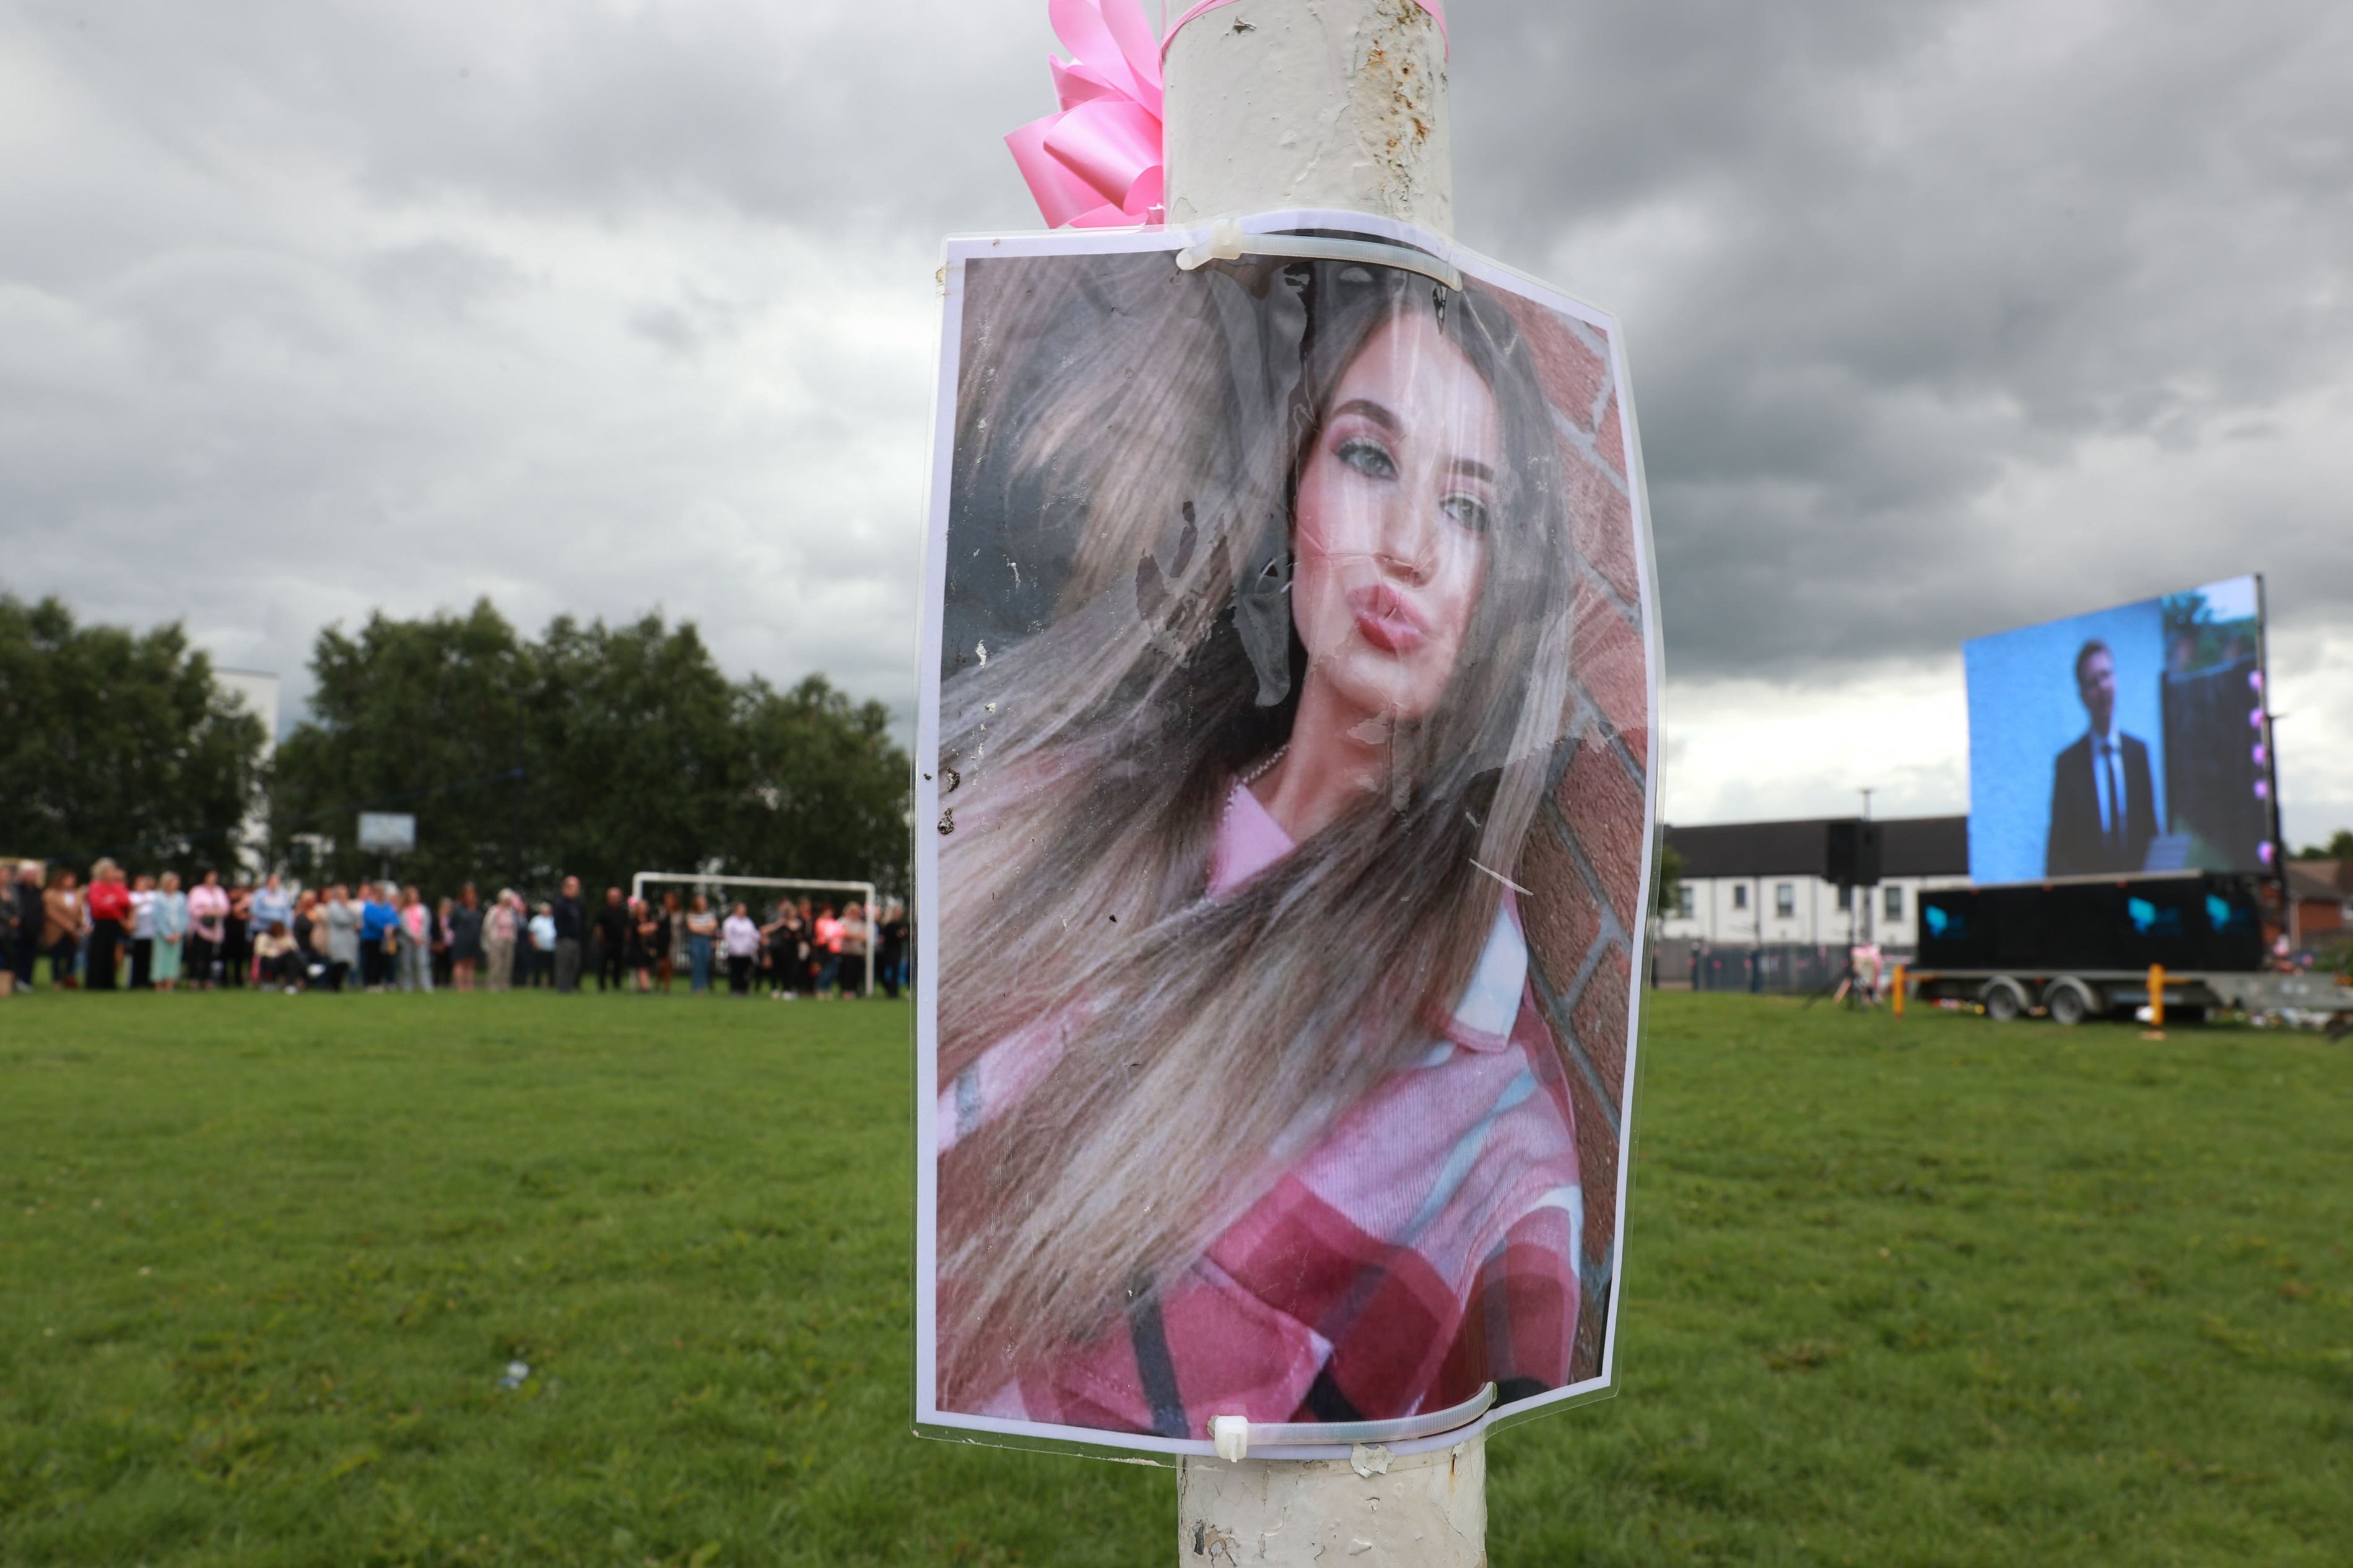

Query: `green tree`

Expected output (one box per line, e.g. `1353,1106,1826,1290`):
0,593,266,874
2292,829,2353,861
524,612,742,897
731,675,911,896
1655,842,1685,917
269,600,910,899
267,599,533,893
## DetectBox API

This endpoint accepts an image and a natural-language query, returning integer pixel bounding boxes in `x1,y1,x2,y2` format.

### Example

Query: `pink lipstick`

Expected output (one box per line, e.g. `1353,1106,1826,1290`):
1348,583,1427,654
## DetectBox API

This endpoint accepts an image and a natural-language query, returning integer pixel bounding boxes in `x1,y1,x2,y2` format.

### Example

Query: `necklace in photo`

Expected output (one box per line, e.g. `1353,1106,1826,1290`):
1240,743,1289,786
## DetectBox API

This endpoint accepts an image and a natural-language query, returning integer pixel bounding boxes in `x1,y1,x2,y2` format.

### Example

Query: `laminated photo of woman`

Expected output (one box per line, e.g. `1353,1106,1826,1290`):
928,245,1642,1444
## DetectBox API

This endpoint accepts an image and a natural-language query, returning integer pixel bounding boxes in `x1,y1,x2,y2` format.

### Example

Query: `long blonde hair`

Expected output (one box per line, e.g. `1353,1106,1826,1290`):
936,253,1578,1403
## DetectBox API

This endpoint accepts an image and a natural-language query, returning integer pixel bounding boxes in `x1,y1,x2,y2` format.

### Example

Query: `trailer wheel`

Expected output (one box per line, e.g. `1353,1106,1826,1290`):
2043,978,2096,1027
1981,978,2029,1021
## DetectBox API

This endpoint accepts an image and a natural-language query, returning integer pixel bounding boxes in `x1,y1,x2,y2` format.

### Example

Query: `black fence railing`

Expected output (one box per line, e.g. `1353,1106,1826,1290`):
1685,943,1845,995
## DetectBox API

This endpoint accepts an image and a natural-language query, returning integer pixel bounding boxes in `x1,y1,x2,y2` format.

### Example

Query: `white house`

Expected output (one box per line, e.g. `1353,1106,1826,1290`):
1658,815,1972,959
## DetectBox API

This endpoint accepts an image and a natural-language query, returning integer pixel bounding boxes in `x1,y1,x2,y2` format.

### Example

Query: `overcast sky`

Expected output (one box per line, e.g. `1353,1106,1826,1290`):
3,0,2349,843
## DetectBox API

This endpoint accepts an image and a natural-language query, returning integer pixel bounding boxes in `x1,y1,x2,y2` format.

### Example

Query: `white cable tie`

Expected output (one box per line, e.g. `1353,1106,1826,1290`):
1204,1381,1496,1463
1469,858,1532,896
1176,221,1462,292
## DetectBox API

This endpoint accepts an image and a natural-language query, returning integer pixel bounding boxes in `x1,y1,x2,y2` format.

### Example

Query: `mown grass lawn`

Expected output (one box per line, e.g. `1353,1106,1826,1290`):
1,989,2347,1566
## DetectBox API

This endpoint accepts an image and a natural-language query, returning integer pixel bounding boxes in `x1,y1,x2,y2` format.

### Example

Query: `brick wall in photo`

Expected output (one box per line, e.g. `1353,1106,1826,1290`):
1497,291,1650,1387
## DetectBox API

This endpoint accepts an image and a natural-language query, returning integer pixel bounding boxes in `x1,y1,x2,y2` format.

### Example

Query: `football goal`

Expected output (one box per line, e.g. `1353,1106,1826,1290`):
628,872,881,996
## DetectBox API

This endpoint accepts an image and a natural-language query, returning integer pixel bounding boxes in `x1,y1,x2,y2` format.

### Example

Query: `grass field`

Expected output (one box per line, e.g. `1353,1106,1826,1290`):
2,989,2349,1566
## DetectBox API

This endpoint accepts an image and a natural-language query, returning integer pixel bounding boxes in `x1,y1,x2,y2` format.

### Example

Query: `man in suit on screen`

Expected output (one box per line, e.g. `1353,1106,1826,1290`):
2045,638,2158,876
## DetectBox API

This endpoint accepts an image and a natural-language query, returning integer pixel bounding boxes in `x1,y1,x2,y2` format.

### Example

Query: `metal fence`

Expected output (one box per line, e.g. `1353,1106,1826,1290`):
1687,943,1846,995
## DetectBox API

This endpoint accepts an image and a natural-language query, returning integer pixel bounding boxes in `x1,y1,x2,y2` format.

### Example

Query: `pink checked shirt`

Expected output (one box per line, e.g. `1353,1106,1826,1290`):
941,781,1583,1437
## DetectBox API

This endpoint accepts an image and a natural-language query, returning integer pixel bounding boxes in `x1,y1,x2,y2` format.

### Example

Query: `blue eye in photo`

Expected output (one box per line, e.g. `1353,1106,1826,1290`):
1337,436,1397,479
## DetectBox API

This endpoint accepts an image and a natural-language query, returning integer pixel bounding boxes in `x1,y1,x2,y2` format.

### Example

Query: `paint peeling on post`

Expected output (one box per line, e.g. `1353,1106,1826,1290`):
1163,0,1453,230
1177,1440,1487,1566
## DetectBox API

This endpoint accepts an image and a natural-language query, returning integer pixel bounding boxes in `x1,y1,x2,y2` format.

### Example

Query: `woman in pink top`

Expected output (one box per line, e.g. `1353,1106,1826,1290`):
185,870,230,990
812,906,843,997
934,265,1584,1437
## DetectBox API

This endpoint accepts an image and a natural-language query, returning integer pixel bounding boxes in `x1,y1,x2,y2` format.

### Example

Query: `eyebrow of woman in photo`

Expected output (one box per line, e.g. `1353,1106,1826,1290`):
934,257,1586,1432
1324,395,1497,478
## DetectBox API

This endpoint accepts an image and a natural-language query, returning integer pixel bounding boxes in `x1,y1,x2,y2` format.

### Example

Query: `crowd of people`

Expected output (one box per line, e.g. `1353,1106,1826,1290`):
0,860,910,1001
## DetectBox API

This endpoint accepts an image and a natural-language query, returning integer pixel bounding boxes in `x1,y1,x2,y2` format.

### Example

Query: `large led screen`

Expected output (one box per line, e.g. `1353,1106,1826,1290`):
1965,576,2274,884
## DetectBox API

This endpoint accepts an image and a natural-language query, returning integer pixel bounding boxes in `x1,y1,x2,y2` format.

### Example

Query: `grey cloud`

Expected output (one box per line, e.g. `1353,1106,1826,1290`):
362,240,529,320
1,0,2349,787
15,0,1051,230
1,0,1020,716
1455,0,2353,677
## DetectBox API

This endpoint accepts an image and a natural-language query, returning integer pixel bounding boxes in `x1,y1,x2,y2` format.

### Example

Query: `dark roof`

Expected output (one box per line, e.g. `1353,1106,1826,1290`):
1665,815,1970,880
2286,859,2351,900
1667,818,1842,879
1882,815,1971,878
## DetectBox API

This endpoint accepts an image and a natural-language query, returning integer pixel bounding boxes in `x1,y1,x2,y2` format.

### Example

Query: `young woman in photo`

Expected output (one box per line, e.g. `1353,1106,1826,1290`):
934,260,1587,1438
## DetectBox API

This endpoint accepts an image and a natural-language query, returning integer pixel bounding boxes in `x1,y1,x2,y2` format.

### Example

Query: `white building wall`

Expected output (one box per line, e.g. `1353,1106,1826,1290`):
1660,872,1973,955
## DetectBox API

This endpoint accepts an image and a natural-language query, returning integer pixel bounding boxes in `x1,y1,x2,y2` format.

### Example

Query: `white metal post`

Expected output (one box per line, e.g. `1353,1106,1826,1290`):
1162,0,1452,231
1161,4,1483,1561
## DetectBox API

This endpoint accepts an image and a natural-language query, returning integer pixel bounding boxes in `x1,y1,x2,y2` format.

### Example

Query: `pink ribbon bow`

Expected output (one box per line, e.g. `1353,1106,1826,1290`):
1005,0,1451,230
1005,0,1168,229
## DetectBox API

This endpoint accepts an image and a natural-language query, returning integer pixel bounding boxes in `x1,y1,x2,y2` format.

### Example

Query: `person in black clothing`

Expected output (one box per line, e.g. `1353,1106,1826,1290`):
128,872,157,989
594,886,631,993
877,899,910,1000
552,877,586,992
2,860,36,994
625,896,662,992
220,885,252,989
786,903,814,1001
448,885,484,991
772,903,809,1001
